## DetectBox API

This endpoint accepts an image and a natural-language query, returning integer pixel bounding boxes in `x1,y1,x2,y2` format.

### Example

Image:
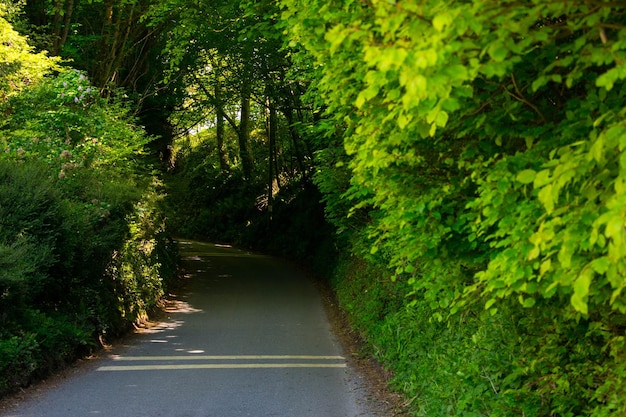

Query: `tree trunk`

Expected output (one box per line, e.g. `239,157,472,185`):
267,100,274,223
58,0,75,55
51,0,63,55
283,106,306,179
215,84,229,172
268,96,281,189
238,80,254,180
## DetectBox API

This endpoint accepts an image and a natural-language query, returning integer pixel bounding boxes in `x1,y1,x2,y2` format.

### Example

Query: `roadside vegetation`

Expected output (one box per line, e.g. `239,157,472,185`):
2,1,626,415
0,4,177,396
279,2,626,415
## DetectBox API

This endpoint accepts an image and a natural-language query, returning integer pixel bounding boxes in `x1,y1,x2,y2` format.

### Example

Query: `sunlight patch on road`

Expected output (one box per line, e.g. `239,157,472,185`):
163,299,203,314
135,319,184,334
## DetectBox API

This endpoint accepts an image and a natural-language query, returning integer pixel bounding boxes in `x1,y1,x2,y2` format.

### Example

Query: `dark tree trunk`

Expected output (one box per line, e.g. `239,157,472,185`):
238,80,254,180
215,84,229,172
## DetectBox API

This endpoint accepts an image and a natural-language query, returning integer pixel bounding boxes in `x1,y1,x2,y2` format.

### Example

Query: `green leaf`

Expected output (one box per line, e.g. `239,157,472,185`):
355,84,379,108
605,217,623,238
436,110,449,127
432,13,451,32
558,240,575,269
533,169,552,188
540,259,552,276
516,169,536,184
590,257,610,274
538,184,555,213
571,270,592,314
443,65,468,82
487,43,508,62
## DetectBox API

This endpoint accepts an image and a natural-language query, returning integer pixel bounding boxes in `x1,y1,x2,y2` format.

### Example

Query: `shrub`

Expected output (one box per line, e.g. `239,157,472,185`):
0,16,175,397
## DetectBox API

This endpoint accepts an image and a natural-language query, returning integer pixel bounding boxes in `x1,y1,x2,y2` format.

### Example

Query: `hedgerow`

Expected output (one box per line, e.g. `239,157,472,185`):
0,12,176,397
280,1,626,415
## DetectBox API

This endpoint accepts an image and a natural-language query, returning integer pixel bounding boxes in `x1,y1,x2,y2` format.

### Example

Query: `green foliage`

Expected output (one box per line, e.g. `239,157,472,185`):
0,15,175,397
280,0,626,415
333,252,626,416
1,69,150,178
164,123,333,273
0,334,37,393
165,139,265,242
0,12,59,101
0,161,58,317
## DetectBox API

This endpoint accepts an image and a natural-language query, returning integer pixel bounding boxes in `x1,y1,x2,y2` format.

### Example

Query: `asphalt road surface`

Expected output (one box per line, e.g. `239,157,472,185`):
1,240,377,417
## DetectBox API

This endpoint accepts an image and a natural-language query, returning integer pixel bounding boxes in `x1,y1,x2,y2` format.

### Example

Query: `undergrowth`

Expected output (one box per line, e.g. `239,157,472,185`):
331,252,626,416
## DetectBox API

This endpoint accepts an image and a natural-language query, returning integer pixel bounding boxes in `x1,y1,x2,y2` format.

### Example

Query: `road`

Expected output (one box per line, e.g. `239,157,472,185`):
1,240,378,417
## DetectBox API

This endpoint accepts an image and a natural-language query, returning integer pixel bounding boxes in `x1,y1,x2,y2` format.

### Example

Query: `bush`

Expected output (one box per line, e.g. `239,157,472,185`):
0,16,176,397
0,160,61,320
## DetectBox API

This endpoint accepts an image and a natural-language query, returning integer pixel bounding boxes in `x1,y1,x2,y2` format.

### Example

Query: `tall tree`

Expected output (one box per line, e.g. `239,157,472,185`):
19,0,183,164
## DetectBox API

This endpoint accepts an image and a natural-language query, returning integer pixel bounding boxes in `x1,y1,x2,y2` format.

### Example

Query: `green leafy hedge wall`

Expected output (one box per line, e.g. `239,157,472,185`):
280,1,626,415
0,11,176,397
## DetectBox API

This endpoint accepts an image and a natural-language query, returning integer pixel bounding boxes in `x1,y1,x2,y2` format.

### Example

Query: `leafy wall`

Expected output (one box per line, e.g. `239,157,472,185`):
279,1,626,415
0,11,176,397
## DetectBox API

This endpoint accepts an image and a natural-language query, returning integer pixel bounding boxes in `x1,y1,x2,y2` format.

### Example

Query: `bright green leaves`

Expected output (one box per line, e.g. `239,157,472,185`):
432,11,454,33
325,23,351,56
355,71,383,109
516,169,536,184
474,109,626,316
0,14,60,101
278,0,626,414
282,0,626,344
1,68,150,180
487,43,508,63
571,269,593,315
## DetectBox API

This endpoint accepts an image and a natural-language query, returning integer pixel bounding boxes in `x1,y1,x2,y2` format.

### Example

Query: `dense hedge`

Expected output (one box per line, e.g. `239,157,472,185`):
278,1,626,415
0,13,177,397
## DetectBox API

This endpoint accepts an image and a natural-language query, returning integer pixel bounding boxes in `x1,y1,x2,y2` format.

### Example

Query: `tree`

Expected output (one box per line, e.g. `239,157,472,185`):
0,7,59,101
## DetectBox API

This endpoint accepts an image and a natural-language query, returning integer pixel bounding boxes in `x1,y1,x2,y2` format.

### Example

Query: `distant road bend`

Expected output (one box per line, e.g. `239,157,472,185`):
2,240,379,417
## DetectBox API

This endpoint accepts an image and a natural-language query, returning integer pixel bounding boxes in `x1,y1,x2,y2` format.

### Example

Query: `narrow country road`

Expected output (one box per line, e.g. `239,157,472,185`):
1,240,379,417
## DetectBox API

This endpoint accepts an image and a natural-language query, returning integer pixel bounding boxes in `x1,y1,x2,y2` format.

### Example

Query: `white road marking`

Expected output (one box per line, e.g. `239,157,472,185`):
111,355,345,361
98,355,347,371
97,363,347,371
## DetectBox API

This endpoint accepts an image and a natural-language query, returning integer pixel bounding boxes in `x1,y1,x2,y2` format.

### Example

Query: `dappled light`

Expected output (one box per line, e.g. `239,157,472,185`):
134,320,185,335
163,300,203,314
